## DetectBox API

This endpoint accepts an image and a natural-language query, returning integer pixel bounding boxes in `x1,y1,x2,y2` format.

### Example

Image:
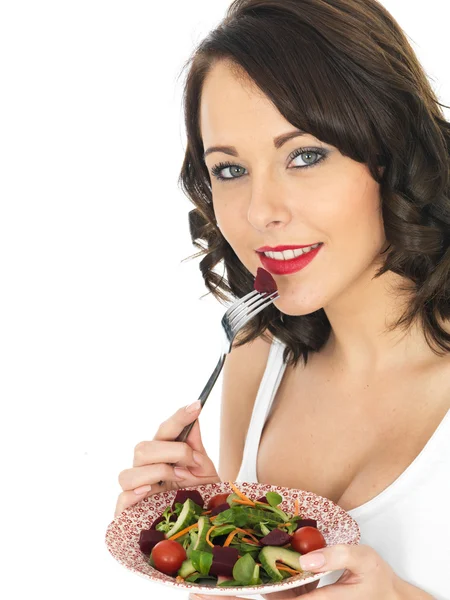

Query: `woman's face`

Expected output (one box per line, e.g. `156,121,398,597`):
200,60,387,316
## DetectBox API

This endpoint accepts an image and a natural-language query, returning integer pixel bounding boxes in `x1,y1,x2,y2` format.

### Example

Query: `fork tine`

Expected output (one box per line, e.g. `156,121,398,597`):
232,291,280,332
229,290,278,326
227,289,275,322
225,289,260,319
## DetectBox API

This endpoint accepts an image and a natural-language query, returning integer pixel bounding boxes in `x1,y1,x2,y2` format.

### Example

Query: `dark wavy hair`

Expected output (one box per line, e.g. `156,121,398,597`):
178,0,450,367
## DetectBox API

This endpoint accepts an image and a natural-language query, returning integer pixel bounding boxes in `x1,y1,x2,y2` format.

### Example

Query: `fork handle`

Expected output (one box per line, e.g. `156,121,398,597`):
157,352,226,485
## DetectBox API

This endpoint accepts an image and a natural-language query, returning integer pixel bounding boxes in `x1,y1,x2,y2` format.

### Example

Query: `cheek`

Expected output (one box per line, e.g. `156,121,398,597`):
321,177,384,250
215,200,246,240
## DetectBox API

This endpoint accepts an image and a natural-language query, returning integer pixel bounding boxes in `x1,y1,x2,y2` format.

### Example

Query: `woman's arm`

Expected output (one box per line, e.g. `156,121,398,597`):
396,579,437,599
218,333,272,481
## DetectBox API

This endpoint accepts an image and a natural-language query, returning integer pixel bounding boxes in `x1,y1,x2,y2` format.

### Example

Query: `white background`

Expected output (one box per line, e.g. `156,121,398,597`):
0,1,449,598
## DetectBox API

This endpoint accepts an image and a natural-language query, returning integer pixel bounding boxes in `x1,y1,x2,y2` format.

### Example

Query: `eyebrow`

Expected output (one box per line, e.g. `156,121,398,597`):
202,129,307,160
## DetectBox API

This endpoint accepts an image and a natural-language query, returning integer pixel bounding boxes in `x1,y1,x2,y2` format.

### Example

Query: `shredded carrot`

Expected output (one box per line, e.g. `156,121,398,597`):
275,563,302,575
228,482,256,506
224,530,240,547
282,542,291,548
241,537,260,545
234,527,260,544
201,510,212,515
205,525,218,548
222,526,261,547
255,562,301,575
242,528,259,536
230,499,255,507
175,575,185,583
294,499,299,516
210,515,218,521
168,523,198,541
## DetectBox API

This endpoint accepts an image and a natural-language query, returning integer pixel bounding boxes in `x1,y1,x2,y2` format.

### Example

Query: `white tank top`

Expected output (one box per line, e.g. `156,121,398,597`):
237,338,450,599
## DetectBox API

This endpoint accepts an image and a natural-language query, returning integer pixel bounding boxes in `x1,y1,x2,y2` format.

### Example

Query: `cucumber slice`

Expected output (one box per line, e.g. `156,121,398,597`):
258,546,302,582
166,498,199,538
186,530,198,558
178,558,196,579
193,516,212,552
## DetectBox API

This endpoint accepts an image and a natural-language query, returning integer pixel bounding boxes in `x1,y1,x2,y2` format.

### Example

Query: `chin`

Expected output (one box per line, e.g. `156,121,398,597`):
274,298,325,317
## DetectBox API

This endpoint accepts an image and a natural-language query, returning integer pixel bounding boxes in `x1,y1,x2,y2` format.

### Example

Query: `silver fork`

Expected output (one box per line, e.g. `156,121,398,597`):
157,287,279,486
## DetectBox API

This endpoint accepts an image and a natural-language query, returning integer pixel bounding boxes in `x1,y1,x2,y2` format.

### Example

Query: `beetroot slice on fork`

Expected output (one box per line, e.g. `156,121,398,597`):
254,267,278,294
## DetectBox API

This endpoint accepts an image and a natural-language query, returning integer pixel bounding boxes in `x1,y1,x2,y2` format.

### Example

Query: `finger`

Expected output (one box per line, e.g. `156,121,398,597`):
153,403,203,447
299,544,377,578
119,462,190,491
181,419,214,475
114,488,153,517
132,439,202,468
183,412,208,454
119,462,193,491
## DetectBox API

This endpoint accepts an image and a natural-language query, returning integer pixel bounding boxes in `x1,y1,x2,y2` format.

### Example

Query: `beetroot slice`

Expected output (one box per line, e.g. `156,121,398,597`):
139,529,165,554
254,268,277,294
211,502,230,516
256,495,269,504
209,545,240,577
295,518,318,531
260,529,292,546
171,489,204,510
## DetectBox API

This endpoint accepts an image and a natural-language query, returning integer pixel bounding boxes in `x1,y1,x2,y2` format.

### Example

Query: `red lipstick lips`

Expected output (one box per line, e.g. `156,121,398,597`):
257,243,323,276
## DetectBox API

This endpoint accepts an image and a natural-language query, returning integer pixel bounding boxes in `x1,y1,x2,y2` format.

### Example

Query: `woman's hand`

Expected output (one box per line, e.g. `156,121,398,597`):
114,400,221,516
189,544,433,600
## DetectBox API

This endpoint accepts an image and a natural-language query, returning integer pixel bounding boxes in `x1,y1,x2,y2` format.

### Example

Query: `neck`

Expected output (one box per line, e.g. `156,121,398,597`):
322,266,435,376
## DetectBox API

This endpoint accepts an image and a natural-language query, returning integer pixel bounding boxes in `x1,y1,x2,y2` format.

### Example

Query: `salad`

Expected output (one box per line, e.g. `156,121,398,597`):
138,483,326,588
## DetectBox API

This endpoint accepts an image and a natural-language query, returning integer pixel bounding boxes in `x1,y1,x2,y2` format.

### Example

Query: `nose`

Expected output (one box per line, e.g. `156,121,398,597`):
246,175,292,232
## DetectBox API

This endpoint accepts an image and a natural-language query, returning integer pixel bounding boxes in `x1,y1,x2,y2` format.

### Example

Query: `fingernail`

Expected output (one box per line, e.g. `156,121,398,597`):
186,400,202,413
192,451,203,465
174,466,189,479
300,552,326,570
134,484,152,495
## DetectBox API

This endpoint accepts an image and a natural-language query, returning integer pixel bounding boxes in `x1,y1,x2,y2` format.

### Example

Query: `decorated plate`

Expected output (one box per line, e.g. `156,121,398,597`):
105,481,360,596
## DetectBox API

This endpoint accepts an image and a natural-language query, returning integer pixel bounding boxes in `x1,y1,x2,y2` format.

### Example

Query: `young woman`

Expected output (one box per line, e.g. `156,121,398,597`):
115,1,450,597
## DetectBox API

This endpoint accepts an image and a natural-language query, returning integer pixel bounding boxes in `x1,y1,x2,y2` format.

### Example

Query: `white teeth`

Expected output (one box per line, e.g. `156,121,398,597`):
264,243,321,260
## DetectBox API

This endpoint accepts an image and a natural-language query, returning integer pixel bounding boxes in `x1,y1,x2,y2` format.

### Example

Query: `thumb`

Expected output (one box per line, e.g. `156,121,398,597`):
299,544,376,578
185,417,218,477
185,414,207,454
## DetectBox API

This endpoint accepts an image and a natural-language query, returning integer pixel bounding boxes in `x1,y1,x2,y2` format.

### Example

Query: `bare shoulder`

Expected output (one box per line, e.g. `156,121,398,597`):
218,332,274,482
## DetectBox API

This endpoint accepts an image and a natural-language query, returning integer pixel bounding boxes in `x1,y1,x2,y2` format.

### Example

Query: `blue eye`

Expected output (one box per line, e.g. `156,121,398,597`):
209,147,328,182
210,162,247,181
289,148,327,168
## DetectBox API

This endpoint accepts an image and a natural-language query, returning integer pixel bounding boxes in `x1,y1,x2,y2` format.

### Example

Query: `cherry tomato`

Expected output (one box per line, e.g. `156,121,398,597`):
206,493,229,510
151,539,187,575
291,526,326,554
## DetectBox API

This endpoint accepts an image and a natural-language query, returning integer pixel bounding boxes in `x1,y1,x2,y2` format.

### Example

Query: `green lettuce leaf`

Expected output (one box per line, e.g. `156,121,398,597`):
232,554,256,585
190,549,213,575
